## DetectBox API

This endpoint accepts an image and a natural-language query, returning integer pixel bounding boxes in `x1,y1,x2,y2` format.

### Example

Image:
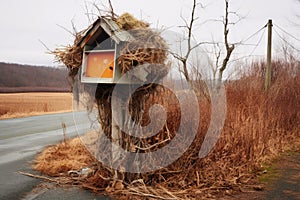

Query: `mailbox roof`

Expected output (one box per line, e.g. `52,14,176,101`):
77,17,134,48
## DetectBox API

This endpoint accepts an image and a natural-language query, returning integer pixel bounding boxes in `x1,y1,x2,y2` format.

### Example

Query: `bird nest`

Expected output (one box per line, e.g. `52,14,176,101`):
52,13,169,82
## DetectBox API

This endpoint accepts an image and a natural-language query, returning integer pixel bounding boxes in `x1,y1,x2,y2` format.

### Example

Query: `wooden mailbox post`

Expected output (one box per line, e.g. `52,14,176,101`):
77,17,138,173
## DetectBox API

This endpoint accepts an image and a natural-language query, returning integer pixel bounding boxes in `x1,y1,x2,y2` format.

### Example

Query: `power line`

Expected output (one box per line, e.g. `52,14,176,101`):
225,54,265,65
273,28,300,53
236,23,268,45
248,28,266,57
203,22,299,71
222,28,267,67
200,24,267,69
192,23,270,69
273,24,300,43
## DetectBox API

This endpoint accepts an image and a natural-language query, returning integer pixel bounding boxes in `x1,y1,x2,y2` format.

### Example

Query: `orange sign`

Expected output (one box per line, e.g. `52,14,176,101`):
86,51,115,78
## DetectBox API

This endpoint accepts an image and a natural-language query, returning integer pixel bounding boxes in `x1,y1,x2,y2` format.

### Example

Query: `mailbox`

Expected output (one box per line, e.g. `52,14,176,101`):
77,17,134,84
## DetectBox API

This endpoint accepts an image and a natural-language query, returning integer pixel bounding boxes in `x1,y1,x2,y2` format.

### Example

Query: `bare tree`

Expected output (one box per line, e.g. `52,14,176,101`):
172,0,237,85
207,0,239,82
171,0,200,83
218,0,235,81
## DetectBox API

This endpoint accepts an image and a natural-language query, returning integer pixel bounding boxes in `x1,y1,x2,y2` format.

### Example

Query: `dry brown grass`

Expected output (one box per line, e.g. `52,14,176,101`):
33,137,96,177
0,92,72,119
32,60,300,199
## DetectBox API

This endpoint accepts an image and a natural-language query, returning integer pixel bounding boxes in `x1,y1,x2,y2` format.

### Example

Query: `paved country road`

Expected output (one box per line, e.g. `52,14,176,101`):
0,112,109,200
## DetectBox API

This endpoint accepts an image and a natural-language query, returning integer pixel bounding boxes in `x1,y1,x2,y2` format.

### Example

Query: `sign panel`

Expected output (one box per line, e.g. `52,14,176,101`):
81,49,118,83
86,50,115,78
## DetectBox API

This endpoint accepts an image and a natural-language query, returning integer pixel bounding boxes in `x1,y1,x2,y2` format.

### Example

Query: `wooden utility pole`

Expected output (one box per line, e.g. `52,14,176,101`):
265,19,272,91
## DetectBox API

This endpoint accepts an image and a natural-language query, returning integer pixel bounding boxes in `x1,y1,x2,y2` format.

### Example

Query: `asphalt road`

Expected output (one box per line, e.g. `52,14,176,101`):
0,112,109,200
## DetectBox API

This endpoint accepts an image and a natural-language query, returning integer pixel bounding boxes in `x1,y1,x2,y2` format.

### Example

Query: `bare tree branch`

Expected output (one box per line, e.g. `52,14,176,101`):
84,1,92,23
213,41,221,80
56,22,77,37
172,0,199,83
218,0,235,81
91,0,118,19
108,0,116,19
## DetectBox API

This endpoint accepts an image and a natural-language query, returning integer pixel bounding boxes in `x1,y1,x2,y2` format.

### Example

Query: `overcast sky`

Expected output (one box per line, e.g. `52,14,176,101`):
0,0,300,66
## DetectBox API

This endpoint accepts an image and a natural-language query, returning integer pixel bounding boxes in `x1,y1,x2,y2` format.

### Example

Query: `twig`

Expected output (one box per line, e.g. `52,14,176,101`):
127,188,178,200
135,137,171,151
62,122,67,143
56,23,76,37
157,185,179,199
38,39,52,53
81,183,106,191
18,171,61,184
108,0,115,19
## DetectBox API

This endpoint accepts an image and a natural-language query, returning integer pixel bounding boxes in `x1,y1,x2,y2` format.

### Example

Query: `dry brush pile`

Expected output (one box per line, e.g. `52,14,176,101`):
33,59,300,199
33,12,300,199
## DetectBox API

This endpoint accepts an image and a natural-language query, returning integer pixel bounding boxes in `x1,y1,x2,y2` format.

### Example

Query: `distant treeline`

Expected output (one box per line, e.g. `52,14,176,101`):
0,62,70,93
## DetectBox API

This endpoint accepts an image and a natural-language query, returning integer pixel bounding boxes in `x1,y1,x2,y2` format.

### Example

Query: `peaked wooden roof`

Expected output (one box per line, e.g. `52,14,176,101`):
77,17,134,48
